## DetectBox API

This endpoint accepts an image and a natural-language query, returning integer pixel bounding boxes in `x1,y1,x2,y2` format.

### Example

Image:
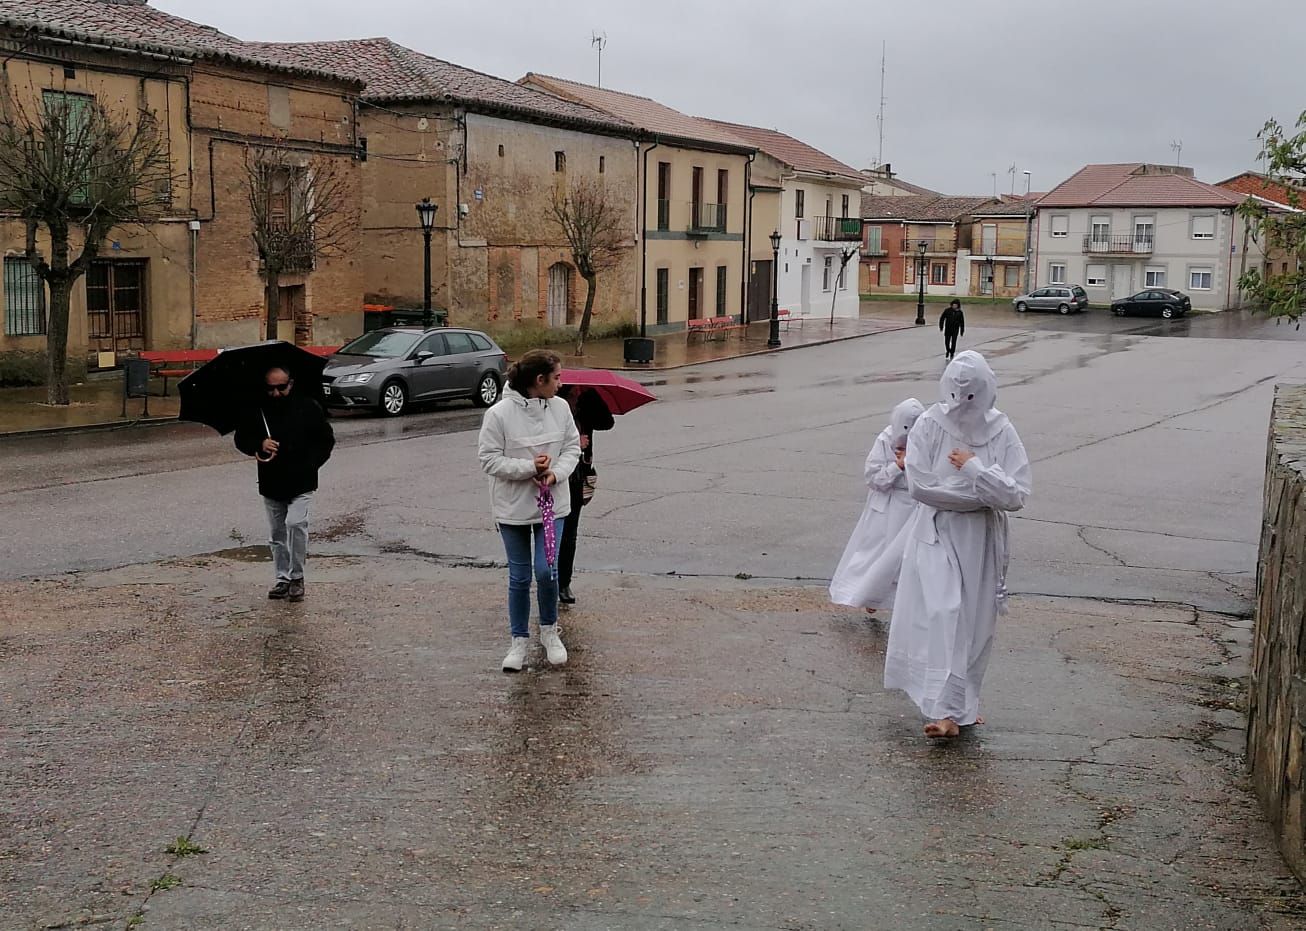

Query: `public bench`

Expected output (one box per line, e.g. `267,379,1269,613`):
139,345,343,395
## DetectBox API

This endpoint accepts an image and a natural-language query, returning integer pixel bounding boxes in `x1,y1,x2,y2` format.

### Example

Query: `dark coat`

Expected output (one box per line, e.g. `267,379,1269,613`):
567,389,614,508
234,392,335,502
939,306,965,335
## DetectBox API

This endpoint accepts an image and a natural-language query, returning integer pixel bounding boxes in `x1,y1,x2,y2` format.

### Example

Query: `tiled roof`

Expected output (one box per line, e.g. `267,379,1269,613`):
519,73,752,152
1037,163,1244,208
0,0,360,84
697,119,862,184
971,196,1036,216
1217,171,1304,209
862,194,993,223
860,170,940,197
256,39,632,134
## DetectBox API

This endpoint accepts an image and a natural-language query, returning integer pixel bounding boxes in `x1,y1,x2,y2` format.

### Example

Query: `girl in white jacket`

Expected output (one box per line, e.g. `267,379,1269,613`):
478,350,582,672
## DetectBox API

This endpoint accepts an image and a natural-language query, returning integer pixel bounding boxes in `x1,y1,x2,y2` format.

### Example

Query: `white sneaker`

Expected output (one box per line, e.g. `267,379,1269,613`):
502,637,529,673
539,625,568,666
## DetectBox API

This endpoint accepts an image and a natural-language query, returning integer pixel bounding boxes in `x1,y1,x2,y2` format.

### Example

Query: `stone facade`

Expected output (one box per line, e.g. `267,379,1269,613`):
1248,383,1306,881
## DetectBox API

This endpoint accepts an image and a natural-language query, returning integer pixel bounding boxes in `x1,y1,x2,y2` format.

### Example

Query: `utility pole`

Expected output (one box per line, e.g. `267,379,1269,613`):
591,31,607,87
1008,163,1017,195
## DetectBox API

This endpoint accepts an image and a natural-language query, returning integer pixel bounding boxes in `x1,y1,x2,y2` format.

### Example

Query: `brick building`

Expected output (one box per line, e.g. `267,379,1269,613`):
0,0,366,381
259,39,641,331
1217,171,1303,287
859,195,992,295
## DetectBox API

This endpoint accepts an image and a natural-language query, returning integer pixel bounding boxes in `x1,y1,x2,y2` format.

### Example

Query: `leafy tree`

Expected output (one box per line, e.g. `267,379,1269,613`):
1238,112,1306,325
0,90,172,403
550,179,628,354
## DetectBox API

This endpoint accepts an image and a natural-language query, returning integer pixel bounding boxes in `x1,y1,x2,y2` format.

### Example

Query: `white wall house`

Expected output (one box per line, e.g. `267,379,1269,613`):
1033,164,1257,310
703,120,864,320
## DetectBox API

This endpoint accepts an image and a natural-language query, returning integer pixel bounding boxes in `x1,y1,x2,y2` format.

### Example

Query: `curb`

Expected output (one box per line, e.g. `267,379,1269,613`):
0,415,181,441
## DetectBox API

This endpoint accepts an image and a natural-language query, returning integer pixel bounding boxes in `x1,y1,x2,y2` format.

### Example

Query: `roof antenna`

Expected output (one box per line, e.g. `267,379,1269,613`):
591,31,607,88
873,41,886,168
1170,139,1183,166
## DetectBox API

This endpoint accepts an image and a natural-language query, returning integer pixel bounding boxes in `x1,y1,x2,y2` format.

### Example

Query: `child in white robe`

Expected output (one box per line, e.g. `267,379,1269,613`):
829,398,925,611
883,351,1031,739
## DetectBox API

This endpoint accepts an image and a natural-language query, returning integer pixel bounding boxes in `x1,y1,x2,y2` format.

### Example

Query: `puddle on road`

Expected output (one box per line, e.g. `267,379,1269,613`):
209,545,271,562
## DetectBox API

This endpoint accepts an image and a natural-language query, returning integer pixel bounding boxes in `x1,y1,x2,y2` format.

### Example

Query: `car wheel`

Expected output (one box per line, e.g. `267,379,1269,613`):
1015,302,1028,313
1161,307,1174,319
473,372,501,408
379,379,407,416
1058,303,1070,315
1112,308,1125,316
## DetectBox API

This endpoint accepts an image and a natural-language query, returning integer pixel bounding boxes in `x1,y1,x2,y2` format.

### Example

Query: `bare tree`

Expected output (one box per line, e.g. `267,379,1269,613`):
0,90,173,404
550,179,628,355
245,147,355,341
1238,112,1306,325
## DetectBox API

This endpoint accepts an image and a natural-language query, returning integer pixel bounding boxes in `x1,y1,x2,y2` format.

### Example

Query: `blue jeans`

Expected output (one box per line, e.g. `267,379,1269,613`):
498,520,564,638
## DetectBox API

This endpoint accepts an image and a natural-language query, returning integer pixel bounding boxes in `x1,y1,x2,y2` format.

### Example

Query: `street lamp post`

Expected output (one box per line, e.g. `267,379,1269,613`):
915,240,928,325
767,230,782,348
416,198,439,327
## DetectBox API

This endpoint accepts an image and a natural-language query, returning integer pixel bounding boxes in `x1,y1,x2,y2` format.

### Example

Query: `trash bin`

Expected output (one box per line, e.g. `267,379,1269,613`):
122,358,151,417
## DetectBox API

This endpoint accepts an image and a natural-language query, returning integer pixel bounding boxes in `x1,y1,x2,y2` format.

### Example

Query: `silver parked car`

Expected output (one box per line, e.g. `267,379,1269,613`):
322,327,507,416
1012,285,1090,314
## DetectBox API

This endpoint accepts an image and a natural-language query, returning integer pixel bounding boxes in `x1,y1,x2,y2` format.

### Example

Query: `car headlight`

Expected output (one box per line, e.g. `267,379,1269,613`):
341,373,375,384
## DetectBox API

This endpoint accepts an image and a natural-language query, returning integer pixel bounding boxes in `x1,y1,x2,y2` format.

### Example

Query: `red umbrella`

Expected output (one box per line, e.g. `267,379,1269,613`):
560,368,656,416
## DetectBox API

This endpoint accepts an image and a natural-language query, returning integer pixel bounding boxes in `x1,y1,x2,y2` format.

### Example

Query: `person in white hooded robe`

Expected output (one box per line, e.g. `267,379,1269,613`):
829,397,925,613
883,350,1031,739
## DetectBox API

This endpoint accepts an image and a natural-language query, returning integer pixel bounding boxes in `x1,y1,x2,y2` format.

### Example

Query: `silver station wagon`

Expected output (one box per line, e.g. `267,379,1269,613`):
321,327,507,416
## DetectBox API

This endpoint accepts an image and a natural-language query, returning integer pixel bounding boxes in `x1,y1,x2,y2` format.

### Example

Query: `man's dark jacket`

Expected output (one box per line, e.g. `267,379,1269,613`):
939,306,965,335
234,392,335,502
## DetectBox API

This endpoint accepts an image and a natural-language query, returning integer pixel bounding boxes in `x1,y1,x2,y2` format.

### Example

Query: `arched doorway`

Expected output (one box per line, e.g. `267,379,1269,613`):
547,263,569,327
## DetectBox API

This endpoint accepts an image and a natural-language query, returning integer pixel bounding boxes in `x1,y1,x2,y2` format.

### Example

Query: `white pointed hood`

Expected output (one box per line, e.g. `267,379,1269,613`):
887,397,925,450
931,350,1008,445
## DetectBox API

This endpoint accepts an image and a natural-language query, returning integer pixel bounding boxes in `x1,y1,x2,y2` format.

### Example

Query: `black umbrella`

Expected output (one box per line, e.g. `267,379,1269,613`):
177,340,328,435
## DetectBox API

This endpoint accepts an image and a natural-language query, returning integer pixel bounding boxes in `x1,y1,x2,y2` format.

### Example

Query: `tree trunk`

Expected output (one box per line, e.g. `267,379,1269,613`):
575,272,598,356
45,277,73,406
264,270,280,341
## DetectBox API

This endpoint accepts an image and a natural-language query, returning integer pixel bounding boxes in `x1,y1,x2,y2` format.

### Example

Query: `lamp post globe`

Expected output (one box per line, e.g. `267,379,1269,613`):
767,230,782,348
416,198,438,327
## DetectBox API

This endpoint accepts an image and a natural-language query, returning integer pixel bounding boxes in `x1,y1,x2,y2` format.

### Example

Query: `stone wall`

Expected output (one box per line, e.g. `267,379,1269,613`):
1249,382,1306,881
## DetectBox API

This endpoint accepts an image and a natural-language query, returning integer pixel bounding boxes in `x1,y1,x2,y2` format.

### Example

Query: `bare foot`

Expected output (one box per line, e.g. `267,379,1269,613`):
864,607,877,616
975,716,985,726
924,718,961,739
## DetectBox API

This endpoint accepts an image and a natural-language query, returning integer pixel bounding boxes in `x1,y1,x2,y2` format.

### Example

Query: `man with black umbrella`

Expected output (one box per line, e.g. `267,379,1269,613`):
234,366,335,602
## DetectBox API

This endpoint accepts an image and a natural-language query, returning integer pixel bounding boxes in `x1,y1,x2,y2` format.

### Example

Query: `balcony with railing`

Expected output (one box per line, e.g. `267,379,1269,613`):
975,237,1029,258
261,223,316,274
688,201,727,234
863,239,888,256
811,215,863,242
907,236,957,255
1082,234,1153,255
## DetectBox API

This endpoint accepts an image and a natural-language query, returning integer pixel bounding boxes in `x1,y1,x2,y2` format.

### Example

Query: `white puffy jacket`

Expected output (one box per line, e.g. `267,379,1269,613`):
478,387,582,525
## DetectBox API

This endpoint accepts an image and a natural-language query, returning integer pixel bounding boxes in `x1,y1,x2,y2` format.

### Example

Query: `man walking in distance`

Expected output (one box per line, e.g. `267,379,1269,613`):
235,366,335,602
939,298,965,360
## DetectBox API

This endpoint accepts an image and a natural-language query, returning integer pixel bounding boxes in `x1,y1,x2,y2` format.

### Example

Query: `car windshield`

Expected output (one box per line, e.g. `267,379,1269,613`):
337,332,421,358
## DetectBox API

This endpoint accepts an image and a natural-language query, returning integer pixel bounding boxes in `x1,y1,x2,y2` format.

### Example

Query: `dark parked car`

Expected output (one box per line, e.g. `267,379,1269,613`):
321,327,507,416
1110,289,1191,319
1013,285,1090,314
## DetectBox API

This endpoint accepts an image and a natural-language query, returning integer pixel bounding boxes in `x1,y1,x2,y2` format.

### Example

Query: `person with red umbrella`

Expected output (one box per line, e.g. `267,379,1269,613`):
557,386,615,606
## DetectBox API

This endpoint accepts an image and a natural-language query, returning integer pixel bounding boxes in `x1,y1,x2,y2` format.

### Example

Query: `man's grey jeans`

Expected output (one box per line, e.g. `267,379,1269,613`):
264,493,313,582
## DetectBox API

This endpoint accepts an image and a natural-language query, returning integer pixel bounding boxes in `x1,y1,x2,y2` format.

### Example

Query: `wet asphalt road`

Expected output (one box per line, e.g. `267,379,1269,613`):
2,304,1305,614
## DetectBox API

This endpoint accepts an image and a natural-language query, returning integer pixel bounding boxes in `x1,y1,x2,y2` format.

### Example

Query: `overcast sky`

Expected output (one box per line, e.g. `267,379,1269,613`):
157,0,1303,196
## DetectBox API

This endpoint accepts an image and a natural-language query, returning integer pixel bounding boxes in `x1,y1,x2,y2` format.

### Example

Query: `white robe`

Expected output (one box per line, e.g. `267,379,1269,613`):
828,429,917,609
883,409,1031,725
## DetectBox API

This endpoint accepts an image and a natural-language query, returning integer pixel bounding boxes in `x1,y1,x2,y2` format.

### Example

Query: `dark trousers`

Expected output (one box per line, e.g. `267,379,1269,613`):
943,328,960,357
558,506,583,590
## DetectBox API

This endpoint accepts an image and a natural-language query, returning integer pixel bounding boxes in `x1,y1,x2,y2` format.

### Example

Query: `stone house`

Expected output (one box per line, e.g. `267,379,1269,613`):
258,39,641,332
1216,171,1303,294
520,74,756,332
1033,163,1257,311
964,198,1034,298
0,0,365,381
700,120,863,322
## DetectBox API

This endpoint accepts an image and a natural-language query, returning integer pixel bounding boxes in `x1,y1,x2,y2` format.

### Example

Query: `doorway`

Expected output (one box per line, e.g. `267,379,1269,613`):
1111,265,1132,300
87,259,147,355
688,267,703,320
547,263,569,327
800,263,811,315
748,260,772,322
